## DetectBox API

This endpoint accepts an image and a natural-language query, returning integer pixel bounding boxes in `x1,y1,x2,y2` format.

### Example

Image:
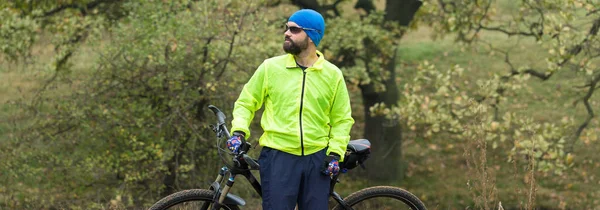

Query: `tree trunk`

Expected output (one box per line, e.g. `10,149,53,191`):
385,0,422,26
359,48,403,181
161,98,208,196
359,0,422,181
161,154,178,197
291,0,320,11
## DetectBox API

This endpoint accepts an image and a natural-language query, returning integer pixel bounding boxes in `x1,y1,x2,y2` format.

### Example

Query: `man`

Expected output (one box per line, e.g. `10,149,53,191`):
227,9,354,210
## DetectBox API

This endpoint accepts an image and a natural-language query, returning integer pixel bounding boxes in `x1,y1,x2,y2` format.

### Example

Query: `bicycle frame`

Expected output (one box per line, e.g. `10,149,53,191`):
207,105,355,210
206,162,354,210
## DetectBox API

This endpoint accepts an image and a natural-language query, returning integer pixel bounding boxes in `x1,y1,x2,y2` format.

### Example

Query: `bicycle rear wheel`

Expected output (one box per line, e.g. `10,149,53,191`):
334,186,427,210
148,189,240,210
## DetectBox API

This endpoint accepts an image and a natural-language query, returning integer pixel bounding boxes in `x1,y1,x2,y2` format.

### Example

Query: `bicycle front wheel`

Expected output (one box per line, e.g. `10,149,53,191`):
334,186,427,210
148,189,240,210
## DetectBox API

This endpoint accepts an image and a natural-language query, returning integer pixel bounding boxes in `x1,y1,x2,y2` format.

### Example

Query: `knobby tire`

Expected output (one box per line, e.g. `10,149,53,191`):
148,189,240,210
334,186,427,210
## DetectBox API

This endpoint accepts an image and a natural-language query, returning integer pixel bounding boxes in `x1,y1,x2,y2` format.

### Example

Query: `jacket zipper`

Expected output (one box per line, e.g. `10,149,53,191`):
299,69,307,156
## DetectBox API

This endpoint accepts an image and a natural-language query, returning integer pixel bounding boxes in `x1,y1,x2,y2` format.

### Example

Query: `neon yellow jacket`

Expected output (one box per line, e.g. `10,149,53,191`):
231,51,354,161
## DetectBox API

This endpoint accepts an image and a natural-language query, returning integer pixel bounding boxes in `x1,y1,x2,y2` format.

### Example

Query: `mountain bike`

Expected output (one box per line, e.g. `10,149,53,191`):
148,105,427,210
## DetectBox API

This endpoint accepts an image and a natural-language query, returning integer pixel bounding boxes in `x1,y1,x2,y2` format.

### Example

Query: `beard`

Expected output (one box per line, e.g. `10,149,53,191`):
283,36,309,55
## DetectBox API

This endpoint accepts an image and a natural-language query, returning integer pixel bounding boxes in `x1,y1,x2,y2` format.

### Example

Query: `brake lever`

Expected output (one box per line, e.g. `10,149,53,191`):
217,132,223,139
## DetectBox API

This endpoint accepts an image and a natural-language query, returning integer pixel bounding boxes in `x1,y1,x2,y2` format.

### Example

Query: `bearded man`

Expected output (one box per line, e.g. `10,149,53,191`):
227,9,354,210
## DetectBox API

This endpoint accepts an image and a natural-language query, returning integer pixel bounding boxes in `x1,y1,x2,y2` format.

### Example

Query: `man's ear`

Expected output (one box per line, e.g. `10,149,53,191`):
308,37,318,48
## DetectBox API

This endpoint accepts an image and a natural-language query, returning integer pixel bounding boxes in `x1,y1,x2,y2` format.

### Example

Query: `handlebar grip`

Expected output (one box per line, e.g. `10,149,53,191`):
208,105,226,125
242,154,260,169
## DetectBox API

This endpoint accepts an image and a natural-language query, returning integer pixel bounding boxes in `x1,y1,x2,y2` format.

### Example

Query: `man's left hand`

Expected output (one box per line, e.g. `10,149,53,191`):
322,154,340,176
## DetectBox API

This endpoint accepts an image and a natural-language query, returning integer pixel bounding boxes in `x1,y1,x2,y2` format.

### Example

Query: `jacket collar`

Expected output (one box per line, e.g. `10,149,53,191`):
285,50,325,70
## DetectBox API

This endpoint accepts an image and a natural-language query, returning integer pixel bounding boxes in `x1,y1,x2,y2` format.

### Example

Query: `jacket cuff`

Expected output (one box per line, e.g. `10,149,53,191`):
230,127,250,139
326,144,346,162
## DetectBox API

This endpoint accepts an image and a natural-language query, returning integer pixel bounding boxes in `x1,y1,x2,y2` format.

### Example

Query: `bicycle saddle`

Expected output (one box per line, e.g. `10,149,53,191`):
347,139,371,153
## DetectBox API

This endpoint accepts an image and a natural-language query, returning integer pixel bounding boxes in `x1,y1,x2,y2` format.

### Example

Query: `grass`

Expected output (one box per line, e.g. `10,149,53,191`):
0,63,38,144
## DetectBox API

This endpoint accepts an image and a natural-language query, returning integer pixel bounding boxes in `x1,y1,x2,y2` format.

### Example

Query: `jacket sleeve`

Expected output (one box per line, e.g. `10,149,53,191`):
327,77,354,162
231,62,267,139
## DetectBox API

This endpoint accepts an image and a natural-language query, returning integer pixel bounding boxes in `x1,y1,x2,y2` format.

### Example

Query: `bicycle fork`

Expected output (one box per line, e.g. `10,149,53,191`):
218,176,235,204
203,167,232,210
206,166,245,210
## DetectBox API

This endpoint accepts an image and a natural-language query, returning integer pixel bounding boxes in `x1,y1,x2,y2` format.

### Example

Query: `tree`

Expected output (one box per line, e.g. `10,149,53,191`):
421,0,600,152
1,0,280,208
392,1,600,207
1,0,127,104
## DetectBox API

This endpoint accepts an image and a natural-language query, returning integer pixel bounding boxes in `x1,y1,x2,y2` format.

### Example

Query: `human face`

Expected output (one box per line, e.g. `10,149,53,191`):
283,22,310,55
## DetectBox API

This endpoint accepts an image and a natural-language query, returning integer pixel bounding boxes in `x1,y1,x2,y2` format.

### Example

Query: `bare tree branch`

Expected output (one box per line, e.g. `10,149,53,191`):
516,69,553,80
495,17,600,82
587,8,600,16
469,0,493,41
479,26,539,38
569,72,600,152
197,36,214,84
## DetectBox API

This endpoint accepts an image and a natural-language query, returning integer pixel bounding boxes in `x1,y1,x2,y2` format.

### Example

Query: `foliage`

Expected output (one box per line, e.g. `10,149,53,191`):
0,8,39,61
1,0,279,209
324,11,401,92
396,1,600,206
419,0,600,146
369,60,574,175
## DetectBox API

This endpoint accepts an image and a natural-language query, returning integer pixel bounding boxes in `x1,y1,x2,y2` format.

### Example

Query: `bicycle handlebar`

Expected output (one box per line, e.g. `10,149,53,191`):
208,105,227,127
208,104,259,170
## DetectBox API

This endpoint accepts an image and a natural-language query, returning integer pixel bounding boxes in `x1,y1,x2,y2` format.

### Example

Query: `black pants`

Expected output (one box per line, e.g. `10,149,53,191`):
258,147,330,210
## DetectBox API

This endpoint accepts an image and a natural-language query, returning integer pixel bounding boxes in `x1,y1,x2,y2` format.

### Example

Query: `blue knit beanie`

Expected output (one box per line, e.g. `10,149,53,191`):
288,9,325,47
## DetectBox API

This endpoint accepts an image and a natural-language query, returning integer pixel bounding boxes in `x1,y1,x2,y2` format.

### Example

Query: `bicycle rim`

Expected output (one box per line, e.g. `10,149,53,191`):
335,186,427,210
148,189,240,210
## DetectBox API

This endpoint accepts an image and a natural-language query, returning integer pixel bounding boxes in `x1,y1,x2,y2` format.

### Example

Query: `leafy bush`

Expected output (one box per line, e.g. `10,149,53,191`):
2,1,279,208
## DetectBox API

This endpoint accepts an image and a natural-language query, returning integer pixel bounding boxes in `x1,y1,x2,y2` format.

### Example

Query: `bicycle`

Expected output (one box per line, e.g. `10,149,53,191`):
148,105,427,210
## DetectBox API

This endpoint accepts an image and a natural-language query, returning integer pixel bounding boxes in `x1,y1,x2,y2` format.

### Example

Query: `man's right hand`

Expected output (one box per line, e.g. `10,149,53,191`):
227,131,245,154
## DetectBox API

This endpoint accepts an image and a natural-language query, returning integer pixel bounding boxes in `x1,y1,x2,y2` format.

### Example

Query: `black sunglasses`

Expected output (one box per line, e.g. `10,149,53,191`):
284,25,320,34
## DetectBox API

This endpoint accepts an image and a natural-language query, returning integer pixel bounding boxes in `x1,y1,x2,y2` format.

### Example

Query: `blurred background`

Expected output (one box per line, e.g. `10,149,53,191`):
1,0,599,209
